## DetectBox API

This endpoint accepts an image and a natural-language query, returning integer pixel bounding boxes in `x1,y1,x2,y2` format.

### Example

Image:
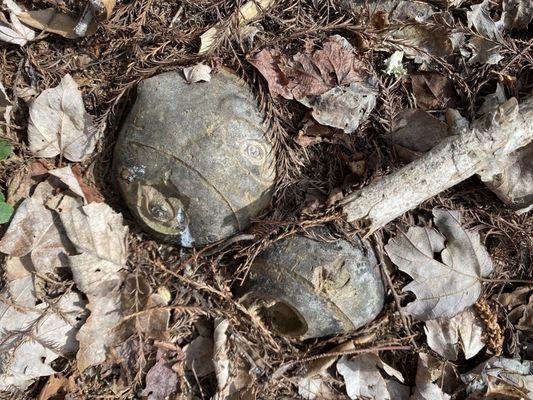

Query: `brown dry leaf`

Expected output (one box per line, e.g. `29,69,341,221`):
212,319,231,400
411,73,460,110
391,0,435,22
184,335,215,377
18,8,96,39
287,35,365,101
0,268,86,391
461,357,533,399
141,349,180,400
28,74,97,162
183,63,212,83
0,10,35,46
71,164,105,203
497,287,533,331
425,307,485,360
59,202,129,372
385,208,493,320
38,373,77,400
0,196,74,274
336,353,408,400
412,353,452,400
248,48,293,99
502,0,533,29
390,23,453,65
389,109,450,162
199,0,273,54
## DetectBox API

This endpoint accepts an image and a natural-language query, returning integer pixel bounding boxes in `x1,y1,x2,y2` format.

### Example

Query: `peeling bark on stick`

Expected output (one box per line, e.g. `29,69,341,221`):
341,96,533,233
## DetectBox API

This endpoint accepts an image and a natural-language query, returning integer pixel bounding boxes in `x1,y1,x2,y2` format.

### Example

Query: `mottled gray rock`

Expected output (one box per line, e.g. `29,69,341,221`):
240,229,385,339
113,69,275,247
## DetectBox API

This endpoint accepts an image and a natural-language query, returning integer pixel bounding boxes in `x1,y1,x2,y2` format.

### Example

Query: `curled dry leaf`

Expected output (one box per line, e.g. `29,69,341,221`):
461,357,533,399
28,74,97,162
183,63,212,83
425,307,485,360
0,269,86,391
59,202,128,372
212,319,230,400
382,51,406,78
336,353,408,400
49,166,87,202
248,48,292,99
0,11,35,46
385,208,493,320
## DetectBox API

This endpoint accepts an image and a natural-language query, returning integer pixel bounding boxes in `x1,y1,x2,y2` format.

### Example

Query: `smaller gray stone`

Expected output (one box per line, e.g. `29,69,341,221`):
240,228,385,339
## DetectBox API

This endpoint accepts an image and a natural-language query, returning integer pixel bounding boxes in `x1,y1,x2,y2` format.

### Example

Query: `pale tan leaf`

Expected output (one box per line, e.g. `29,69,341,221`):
336,353,407,400
0,275,86,391
183,63,212,83
385,208,493,320
59,203,128,371
0,197,73,274
0,11,35,46
412,353,452,400
49,166,87,202
28,74,97,161
425,307,485,360
212,318,230,400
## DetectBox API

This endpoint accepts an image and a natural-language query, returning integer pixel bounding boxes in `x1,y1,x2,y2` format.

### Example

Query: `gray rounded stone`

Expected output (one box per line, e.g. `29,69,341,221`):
113,69,275,247
240,229,385,339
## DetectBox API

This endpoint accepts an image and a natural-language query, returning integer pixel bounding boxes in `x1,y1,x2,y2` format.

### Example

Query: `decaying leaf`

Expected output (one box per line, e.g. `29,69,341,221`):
212,319,230,400
0,269,86,391
183,63,212,83
336,353,408,400
411,72,460,110
199,0,273,54
385,208,493,320
467,0,503,41
59,202,128,371
425,307,485,360
501,0,533,29
28,74,97,162
310,81,377,133
389,109,450,162
0,10,35,46
141,349,180,400
412,353,452,400
497,287,533,332
461,357,533,399
391,0,435,22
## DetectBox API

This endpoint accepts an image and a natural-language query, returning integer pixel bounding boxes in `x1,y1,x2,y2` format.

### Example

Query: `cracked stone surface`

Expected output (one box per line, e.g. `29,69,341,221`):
113,69,275,247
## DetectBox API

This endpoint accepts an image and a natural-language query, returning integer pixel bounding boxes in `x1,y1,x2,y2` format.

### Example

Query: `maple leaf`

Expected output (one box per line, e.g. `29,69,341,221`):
385,208,493,320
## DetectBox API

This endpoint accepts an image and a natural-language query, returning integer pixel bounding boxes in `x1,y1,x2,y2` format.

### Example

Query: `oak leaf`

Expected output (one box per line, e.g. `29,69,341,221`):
385,208,493,320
